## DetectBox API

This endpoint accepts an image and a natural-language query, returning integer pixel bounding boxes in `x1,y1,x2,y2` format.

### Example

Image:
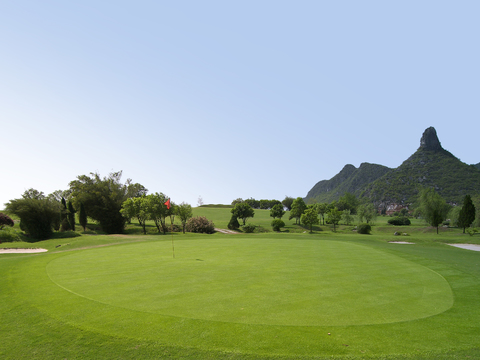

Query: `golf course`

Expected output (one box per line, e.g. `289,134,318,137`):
1,208,480,359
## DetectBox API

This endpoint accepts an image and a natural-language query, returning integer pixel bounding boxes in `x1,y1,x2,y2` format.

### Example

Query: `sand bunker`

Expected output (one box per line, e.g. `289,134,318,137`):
0,248,48,254
389,241,415,244
448,244,480,252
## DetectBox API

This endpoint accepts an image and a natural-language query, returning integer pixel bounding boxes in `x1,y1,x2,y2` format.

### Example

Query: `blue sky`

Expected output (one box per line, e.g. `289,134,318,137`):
1,1,479,208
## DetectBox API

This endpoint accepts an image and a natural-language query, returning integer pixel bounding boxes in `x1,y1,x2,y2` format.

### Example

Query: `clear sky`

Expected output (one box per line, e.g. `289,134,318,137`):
1,1,479,208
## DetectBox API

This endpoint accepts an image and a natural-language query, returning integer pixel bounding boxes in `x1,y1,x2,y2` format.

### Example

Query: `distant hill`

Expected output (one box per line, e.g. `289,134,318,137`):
305,163,391,203
305,127,480,205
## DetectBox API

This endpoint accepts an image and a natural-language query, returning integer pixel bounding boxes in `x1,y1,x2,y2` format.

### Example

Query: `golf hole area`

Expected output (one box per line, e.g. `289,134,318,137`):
47,238,453,327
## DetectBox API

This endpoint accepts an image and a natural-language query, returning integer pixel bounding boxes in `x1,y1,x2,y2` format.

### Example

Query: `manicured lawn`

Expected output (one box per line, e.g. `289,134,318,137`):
2,228,480,359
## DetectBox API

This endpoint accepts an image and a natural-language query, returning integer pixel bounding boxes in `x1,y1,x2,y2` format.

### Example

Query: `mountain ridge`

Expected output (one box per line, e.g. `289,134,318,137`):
305,127,480,205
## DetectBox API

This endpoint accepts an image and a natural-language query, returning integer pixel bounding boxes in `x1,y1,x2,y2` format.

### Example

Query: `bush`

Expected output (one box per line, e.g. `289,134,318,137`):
387,217,411,226
228,215,240,230
0,213,14,229
186,216,215,234
357,223,372,234
0,227,22,242
271,219,285,231
242,224,256,233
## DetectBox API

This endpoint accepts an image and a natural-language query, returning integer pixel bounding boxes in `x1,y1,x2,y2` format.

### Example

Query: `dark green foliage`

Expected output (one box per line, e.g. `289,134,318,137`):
79,202,87,232
231,202,255,225
458,195,476,233
0,213,14,229
69,171,132,234
186,216,215,234
242,223,256,233
271,219,285,231
5,198,61,240
282,196,295,211
67,201,76,231
0,226,22,242
357,223,372,234
244,198,260,209
270,203,285,219
388,217,411,226
228,214,240,230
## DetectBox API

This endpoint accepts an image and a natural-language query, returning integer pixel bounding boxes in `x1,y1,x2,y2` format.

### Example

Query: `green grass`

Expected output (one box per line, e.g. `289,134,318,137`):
2,209,480,359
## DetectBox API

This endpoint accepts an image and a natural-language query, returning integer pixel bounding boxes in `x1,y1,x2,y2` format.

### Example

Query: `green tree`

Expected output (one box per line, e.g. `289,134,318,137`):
78,202,87,232
418,187,450,234
458,195,476,233
121,197,149,234
337,192,359,214
231,202,255,225
228,214,240,230
177,202,193,234
342,209,354,225
326,207,342,232
316,203,329,225
5,198,62,240
357,203,377,224
270,203,285,219
301,205,319,233
145,192,169,234
289,197,307,224
69,171,134,234
282,196,295,211
67,201,76,231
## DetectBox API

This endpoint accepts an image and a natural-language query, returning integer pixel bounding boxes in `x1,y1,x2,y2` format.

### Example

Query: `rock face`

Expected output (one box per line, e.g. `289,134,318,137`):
419,127,443,152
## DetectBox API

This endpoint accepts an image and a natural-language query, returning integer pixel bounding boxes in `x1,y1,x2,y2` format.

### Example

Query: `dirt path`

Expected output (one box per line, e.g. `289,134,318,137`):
215,228,239,234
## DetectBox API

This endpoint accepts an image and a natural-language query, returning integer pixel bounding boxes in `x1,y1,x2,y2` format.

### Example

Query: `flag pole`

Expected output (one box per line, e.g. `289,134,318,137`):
164,198,174,258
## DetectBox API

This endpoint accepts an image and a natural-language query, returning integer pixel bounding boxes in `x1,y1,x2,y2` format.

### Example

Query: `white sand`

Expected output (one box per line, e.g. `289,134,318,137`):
388,241,415,244
448,244,480,252
0,248,48,254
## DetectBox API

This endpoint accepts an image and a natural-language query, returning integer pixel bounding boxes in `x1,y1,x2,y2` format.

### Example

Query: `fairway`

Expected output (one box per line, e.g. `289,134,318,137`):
47,238,452,327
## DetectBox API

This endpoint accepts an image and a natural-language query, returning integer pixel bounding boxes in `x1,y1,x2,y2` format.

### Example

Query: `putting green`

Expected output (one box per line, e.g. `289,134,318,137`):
46,238,452,327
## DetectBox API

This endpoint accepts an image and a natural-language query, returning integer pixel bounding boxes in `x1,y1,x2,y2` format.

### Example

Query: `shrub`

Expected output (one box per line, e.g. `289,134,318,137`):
357,223,372,234
387,217,411,226
271,219,285,231
242,224,256,233
0,227,22,242
0,213,14,229
228,215,240,230
186,216,215,234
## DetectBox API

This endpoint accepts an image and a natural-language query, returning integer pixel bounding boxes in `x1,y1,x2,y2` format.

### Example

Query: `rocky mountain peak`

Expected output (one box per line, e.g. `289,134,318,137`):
419,127,443,152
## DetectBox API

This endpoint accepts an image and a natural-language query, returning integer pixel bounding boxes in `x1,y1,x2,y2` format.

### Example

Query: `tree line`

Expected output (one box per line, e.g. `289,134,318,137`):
3,171,198,240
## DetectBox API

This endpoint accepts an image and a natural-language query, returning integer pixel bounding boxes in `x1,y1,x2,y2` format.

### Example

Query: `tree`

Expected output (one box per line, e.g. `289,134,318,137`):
69,171,134,234
231,202,255,225
270,203,285,219
5,198,62,240
289,197,306,224
418,187,450,234
301,205,319,233
78,202,87,232
177,202,193,234
326,207,342,232
342,209,354,225
282,196,295,211
316,203,329,225
458,195,476,233
231,198,244,206
145,192,169,234
67,200,76,231
22,188,45,200
121,197,149,234
0,213,14,229
228,214,240,230
337,192,359,214
357,203,377,224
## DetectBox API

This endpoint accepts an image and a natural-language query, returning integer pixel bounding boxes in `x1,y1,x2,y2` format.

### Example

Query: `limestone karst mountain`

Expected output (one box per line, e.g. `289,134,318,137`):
305,127,480,205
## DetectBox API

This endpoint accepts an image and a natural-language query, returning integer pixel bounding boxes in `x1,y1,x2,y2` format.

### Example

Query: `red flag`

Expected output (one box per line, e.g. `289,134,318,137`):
164,199,171,209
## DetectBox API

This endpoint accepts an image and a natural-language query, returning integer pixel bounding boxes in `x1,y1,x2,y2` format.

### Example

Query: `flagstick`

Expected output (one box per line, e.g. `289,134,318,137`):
171,232,175,258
